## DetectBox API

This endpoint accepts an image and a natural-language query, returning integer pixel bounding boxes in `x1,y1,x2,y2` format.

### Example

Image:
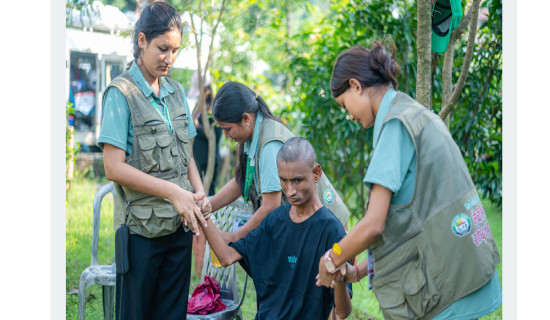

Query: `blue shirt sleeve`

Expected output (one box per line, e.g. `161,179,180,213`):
98,86,133,155
178,82,197,139
98,83,196,155
257,141,284,194
363,119,416,205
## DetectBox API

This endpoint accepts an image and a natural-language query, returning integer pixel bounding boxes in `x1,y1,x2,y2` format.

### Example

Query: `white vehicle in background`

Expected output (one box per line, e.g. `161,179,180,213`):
66,1,204,151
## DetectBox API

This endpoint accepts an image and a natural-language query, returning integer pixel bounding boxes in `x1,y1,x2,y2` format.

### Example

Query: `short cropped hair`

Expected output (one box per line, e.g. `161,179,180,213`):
276,137,317,168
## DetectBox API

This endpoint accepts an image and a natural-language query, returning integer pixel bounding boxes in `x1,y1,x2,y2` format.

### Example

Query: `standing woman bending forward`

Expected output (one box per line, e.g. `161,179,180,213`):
98,2,210,319
317,41,502,319
209,82,349,243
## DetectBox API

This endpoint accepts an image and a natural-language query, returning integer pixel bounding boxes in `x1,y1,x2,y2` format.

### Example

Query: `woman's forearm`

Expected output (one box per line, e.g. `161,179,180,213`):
187,156,205,195
331,184,392,267
209,178,242,212
104,144,180,200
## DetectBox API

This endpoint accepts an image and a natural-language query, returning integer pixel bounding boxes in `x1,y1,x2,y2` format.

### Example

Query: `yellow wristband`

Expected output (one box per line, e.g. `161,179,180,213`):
332,243,342,255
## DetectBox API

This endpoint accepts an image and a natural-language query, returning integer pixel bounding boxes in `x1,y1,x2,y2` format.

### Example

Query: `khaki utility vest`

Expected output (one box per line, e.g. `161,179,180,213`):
249,118,350,227
369,93,500,319
107,71,193,238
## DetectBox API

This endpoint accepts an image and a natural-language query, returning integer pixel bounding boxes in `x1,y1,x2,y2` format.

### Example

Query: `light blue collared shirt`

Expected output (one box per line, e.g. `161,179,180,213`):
98,60,196,155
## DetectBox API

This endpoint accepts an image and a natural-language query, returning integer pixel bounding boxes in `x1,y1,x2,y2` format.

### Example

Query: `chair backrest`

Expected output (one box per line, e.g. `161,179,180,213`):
91,182,114,266
201,200,252,303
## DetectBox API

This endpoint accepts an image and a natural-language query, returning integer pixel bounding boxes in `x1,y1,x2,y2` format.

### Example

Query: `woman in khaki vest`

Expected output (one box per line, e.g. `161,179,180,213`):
208,82,350,245
316,40,501,319
208,82,286,243
99,2,210,319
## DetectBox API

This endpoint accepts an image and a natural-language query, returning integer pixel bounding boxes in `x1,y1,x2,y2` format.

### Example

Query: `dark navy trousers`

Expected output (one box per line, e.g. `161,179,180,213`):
116,226,193,320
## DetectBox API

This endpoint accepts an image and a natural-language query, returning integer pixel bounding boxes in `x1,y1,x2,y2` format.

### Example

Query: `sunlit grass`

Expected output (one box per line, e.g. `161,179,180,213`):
66,175,502,319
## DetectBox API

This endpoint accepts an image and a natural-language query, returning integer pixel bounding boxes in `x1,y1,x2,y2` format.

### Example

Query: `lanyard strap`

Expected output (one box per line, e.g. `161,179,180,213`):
150,98,173,132
243,155,255,202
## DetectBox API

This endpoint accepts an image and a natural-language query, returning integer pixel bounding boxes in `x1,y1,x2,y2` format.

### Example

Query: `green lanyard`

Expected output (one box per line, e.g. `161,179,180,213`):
243,155,255,202
150,98,173,133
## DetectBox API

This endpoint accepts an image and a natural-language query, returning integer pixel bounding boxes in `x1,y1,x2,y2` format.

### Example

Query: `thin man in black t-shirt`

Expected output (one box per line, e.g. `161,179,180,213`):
201,137,352,319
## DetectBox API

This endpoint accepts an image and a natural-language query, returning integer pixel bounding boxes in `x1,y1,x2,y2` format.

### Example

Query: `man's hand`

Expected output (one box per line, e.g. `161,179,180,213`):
195,192,213,220
316,254,333,288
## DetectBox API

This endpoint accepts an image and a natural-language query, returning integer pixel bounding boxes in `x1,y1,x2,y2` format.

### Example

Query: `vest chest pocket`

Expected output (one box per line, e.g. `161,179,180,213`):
136,125,176,173
372,248,440,319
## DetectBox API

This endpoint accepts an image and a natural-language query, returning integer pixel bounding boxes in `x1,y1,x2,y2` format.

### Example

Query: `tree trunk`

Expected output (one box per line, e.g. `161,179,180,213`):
416,0,433,109
189,0,228,275
439,0,482,121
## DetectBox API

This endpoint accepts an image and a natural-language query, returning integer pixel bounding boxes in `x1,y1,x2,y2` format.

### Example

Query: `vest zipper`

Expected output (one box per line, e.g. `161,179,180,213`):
172,130,185,187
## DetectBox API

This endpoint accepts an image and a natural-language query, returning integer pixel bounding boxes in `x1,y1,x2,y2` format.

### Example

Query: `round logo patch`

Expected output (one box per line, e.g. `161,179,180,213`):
451,213,472,237
324,189,335,204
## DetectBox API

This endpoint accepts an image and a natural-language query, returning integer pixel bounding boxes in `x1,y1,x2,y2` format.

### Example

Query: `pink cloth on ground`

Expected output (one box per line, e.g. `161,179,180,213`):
187,275,228,315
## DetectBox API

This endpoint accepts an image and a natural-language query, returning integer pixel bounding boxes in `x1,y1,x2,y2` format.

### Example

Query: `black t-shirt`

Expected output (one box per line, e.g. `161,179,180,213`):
230,204,352,320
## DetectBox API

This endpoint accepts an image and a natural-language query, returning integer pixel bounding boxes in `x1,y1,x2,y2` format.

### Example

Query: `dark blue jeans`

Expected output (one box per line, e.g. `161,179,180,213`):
116,226,193,320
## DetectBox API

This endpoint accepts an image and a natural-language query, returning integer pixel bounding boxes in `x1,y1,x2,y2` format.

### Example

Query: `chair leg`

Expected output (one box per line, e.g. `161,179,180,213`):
235,309,243,320
102,285,115,320
78,277,88,320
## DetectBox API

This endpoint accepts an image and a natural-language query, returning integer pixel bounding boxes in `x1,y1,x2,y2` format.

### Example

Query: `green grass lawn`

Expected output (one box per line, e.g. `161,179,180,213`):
66,175,502,319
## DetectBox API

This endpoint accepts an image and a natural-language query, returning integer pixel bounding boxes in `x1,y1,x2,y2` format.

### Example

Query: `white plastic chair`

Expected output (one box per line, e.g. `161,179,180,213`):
78,182,116,320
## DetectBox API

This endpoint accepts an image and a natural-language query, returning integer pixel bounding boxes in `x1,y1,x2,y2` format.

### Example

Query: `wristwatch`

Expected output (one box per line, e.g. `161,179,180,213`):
323,249,339,273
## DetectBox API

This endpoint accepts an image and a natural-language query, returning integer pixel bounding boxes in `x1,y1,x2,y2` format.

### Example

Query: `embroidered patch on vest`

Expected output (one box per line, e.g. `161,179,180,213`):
451,213,472,237
471,221,492,246
324,189,335,204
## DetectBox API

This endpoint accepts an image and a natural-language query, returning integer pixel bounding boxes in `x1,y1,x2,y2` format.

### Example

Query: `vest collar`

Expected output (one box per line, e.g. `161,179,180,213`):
128,60,176,101
243,112,264,160
372,88,397,148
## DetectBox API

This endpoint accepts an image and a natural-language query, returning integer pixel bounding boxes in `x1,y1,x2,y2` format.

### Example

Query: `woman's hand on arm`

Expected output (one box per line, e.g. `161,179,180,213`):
221,191,281,243
103,143,206,235
328,258,368,285
317,184,392,288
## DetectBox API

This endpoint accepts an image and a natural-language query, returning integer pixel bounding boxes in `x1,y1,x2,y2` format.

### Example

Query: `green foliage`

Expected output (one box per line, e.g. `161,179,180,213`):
286,0,419,217
66,101,79,189
286,0,502,217
447,0,502,206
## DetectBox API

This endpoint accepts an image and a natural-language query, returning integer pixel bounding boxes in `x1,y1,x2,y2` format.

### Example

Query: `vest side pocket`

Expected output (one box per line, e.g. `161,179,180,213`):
127,204,181,238
373,246,440,319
